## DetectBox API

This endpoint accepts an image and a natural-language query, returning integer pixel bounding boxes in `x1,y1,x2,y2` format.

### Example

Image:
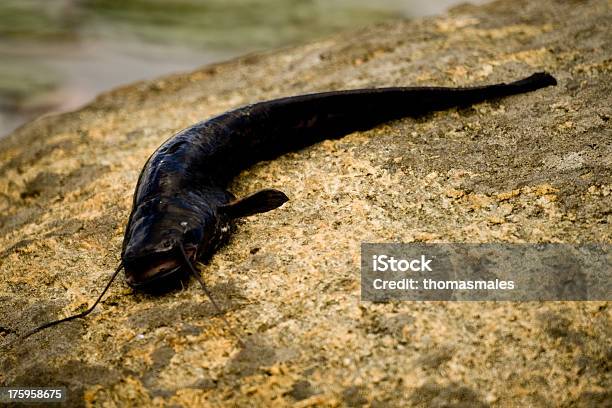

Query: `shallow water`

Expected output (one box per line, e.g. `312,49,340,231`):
0,0,487,137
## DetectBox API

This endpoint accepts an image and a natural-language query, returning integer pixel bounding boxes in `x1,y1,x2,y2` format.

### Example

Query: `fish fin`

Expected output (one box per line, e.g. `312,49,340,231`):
219,188,289,218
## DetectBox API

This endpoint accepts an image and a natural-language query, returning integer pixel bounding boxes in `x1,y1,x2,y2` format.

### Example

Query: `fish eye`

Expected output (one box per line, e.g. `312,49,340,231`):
161,239,174,249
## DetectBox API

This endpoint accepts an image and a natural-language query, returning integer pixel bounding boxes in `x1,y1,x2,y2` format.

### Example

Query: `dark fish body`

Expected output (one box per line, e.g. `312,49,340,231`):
121,73,557,289
4,73,557,347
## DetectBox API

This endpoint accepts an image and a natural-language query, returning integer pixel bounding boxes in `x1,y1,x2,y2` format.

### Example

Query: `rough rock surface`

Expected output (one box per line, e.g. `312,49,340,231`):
1,0,610,406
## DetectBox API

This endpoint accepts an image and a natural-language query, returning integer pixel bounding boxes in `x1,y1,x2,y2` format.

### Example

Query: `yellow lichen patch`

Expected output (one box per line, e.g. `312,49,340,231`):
475,63,494,79
156,337,235,390
435,16,480,33
465,24,553,40
587,184,611,196
446,65,469,82
571,58,612,76
488,47,556,68
85,377,153,407
467,193,494,209
528,184,559,196
167,389,215,408
487,215,505,225
557,120,574,131
414,231,441,241
294,394,342,408
445,188,465,199
496,189,521,201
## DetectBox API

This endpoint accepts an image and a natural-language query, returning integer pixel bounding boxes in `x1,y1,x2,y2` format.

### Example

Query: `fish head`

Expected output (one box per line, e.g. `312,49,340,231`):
121,193,231,292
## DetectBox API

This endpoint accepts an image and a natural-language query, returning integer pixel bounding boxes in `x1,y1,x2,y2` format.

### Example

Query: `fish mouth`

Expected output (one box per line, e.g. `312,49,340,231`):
124,247,196,290
126,259,182,287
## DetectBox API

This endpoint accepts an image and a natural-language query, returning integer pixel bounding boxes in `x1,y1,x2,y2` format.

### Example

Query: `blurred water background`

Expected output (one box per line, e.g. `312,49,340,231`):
0,0,487,137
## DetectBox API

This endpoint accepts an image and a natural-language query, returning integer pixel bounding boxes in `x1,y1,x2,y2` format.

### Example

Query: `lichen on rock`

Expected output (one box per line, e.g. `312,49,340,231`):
0,0,610,406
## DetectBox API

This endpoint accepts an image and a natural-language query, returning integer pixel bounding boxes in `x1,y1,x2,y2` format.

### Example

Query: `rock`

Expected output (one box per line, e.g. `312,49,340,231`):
0,0,610,406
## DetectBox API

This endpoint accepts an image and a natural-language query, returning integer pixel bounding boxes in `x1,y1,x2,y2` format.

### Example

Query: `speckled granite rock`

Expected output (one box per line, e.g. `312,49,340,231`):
0,0,610,406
